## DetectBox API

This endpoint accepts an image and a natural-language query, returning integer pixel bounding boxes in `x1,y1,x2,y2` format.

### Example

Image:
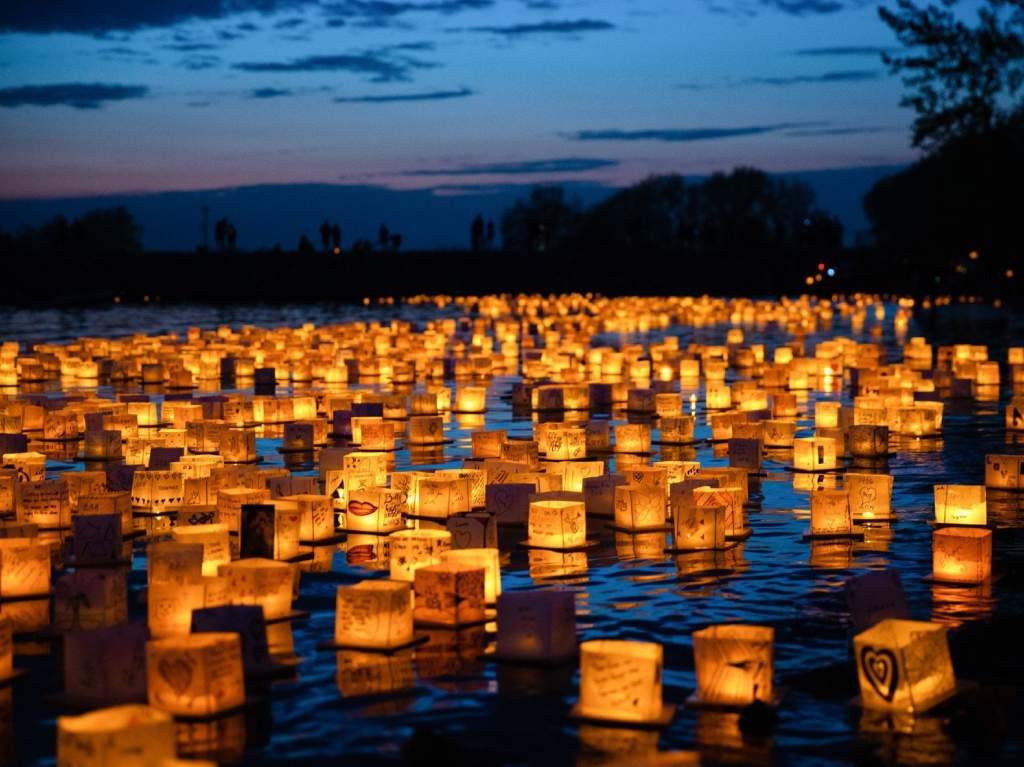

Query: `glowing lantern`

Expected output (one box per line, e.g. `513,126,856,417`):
147,577,227,638
171,524,230,577
147,632,245,716
613,484,666,531
239,504,301,561
853,619,956,713
0,538,50,597
471,429,506,459
412,475,471,518
55,570,127,631
527,500,586,549
413,562,486,627
932,527,992,584
130,470,183,512
408,415,444,445
540,426,586,461
57,705,175,767
793,437,837,471
809,490,853,536
1007,398,1024,431
614,424,651,454
706,384,732,410
495,589,576,663
815,401,841,429
933,485,986,525
845,473,894,521
627,388,656,414
692,486,744,538
219,558,294,620
389,528,451,581
984,454,1024,490
849,425,889,458
441,547,501,603
438,468,486,508
283,493,334,541
148,541,203,586
692,625,774,706
216,487,270,533
84,430,123,460
577,640,665,724
17,478,70,529
671,497,727,550
346,487,403,533
762,420,796,448
454,386,487,413
659,416,695,444
335,580,414,649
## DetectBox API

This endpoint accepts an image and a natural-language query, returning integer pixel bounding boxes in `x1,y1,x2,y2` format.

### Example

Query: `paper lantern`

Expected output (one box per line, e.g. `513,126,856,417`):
692,486,744,538
219,558,294,620
932,527,992,584
809,490,853,536
84,430,123,461
853,619,956,713
849,425,889,458
627,388,656,414
437,468,486,508
442,548,501,602
239,504,301,561
471,429,506,459
55,569,127,631
495,589,576,663
706,384,731,410
485,482,533,525
281,493,334,541
335,580,414,649
408,415,444,446
216,487,271,533
613,484,666,531
815,401,841,429
845,473,894,521
692,625,774,706
659,416,695,444
345,487,403,534
793,437,837,471
578,640,664,723
614,424,651,454
0,538,50,597
655,392,682,417
933,485,986,525
389,529,451,581
130,470,183,511
454,386,487,413
57,705,175,767
527,500,586,549
446,512,497,549
411,475,471,518
763,420,796,448
549,460,604,493
540,426,586,461
672,498,727,551
17,478,70,529
413,562,486,627
148,541,203,586
1007,398,1024,431
845,570,909,634
984,454,1024,490
147,577,227,638
147,632,245,716
172,524,230,577
62,622,149,708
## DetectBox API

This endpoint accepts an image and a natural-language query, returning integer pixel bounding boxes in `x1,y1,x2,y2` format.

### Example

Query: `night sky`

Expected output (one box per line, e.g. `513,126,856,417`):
0,1,923,199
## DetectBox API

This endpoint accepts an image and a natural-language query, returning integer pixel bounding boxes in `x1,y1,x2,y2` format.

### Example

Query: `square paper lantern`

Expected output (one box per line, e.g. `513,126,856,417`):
763,420,796,448
495,589,577,663
413,562,486,627
389,529,451,581
528,500,586,549
541,426,586,461
728,438,762,471
346,488,404,534
284,494,334,541
413,476,471,519
849,425,889,458
147,632,245,717
17,478,71,529
130,470,183,511
1007,399,1024,431
692,486,744,538
614,485,666,531
793,437,837,471
239,504,301,561
172,524,231,577
984,454,1024,491
672,502,727,551
846,473,894,521
55,570,127,631
853,619,956,713
933,485,986,526
79,491,133,531
485,483,533,525
0,538,50,597
62,622,149,708
706,384,732,410
614,424,651,454
441,548,501,603
147,577,227,638
335,580,414,649
446,512,497,549
578,640,664,724
471,430,507,459
148,541,203,586
57,705,175,767
408,415,444,446
692,625,774,706
932,527,992,584
216,487,270,533
438,468,486,508
810,490,853,536
659,416,696,444
219,558,294,620
815,401,841,429
84,430,122,461
454,386,487,413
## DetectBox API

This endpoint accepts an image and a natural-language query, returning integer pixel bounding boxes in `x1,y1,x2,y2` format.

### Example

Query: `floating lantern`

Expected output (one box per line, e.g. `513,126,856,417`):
550,460,604,493
792,437,837,471
283,493,334,541
692,625,774,706
216,487,270,533
692,486,744,538
389,528,451,581
62,622,149,708
627,388,656,414
849,425,889,458
932,527,992,584
485,483,534,525
446,512,496,549
219,558,294,620
728,437,762,471
809,490,853,536
147,632,245,717
815,401,841,429
413,562,486,626
346,487,404,534
1007,398,1024,431
672,499,727,550
148,541,204,586
147,577,227,638
84,430,122,461
577,640,665,724
0,537,50,597
984,454,1024,490
408,415,444,446
130,470,183,511
454,386,487,413
659,416,695,444
845,473,894,521
845,570,909,634
853,618,956,713
71,513,123,564
540,426,586,461
471,429,506,459
706,384,732,410
57,705,175,767
933,485,986,525
171,524,231,577
17,478,70,529
54,569,127,631
412,475,471,519
614,424,651,454
495,589,576,663
762,420,796,448
527,499,586,549
239,504,301,561
613,484,666,530
335,580,414,649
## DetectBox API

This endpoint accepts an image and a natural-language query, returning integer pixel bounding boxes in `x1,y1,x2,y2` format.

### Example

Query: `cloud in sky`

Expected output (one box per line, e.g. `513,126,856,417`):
248,87,293,98
0,82,149,109
746,69,881,85
234,51,436,81
460,19,614,37
783,125,884,136
792,45,888,56
334,86,474,102
568,123,821,143
404,157,618,175
707,0,864,17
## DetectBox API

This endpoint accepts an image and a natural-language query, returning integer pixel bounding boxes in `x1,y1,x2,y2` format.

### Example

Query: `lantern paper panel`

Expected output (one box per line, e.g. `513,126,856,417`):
693,486,744,538
62,622,148,707
932,527,992,584
485,482,533,526
239,504,301,561
171,524,231,577
389,529,452,581
54,569,127,631
846,473,894,521
810,490,853,536
672,503,727,551
335,580,414,649
147,577,227,638
853,619,956,713
613,485,667,531
793,437,838,471
933,485,986,525
441,548,501,602
0,538,51,597
692,625,774,706
147,632,245,716
495,589,577,663
219,558,294,620
413,562,486,627
346,488,404,534
148,541,204,586
446,512,497,549
984,454,1024,490
528,500,587,549
57,705,175,767
578,640,663,723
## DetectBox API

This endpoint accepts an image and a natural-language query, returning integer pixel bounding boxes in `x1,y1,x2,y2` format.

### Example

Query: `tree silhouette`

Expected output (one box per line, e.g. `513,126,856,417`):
500,187,580,255
879,0,1024,150
320,220,331,252
226,221,237,250
297,234,315,255
331,223,341,252
390,233,402,251
214,218,227,250
470,214,485,252
378,224,390,251
485,219,495,250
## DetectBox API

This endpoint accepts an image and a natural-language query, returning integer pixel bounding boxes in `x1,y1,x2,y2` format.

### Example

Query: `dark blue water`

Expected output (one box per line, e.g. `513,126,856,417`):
6,300,1024,766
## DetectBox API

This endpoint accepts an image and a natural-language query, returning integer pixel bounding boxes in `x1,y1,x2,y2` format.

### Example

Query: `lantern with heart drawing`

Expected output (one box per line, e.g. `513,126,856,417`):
146,632,245,717
853,618,956,713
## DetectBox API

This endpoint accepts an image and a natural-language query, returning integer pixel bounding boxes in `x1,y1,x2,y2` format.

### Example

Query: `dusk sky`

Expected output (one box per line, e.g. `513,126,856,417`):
0,1,935,202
